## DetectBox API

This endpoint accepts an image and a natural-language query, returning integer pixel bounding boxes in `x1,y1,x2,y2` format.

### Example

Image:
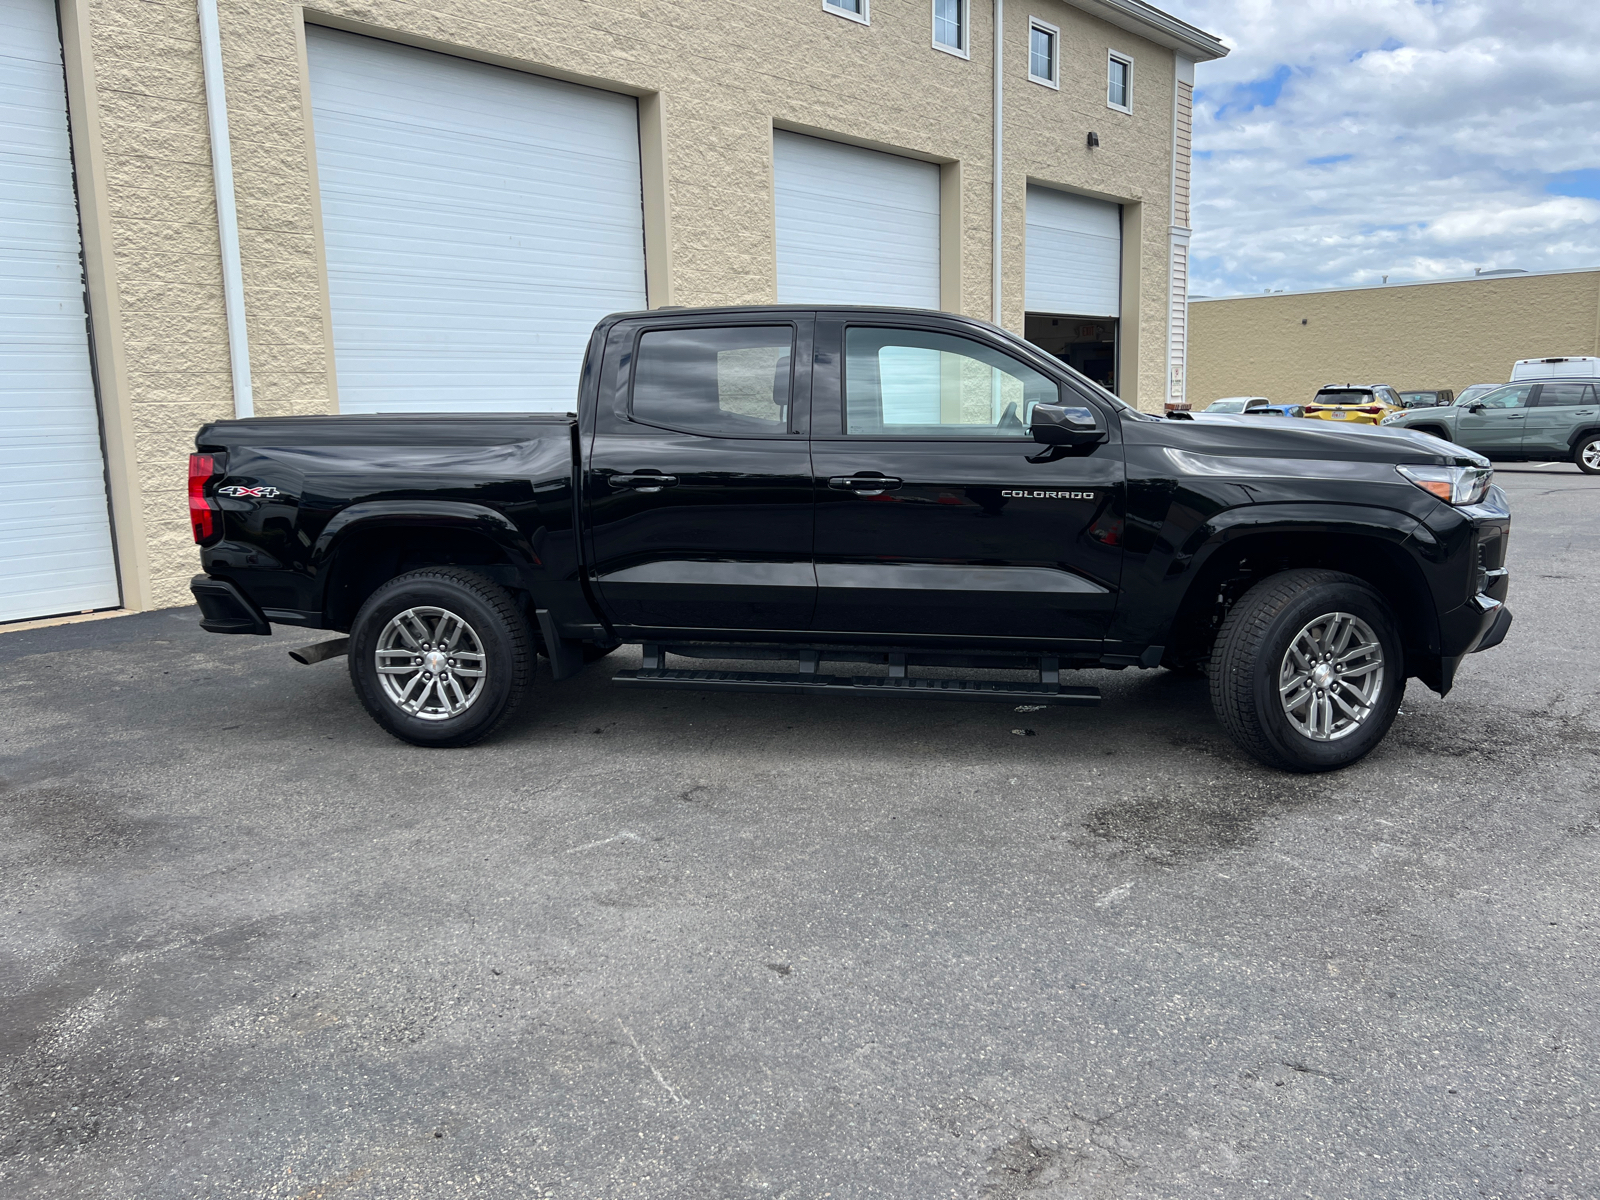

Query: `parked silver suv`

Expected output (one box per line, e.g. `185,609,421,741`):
1382,378,1600,473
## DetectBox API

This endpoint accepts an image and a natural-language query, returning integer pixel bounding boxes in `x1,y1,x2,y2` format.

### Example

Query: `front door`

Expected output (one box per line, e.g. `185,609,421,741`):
1455,383,1533,456
808,318,1124,648
584,319,815,632
1521,382,1597,459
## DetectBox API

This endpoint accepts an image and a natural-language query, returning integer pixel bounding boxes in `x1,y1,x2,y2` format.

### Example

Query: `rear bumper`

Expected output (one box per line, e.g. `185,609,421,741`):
1306,409,1383,425
190,575,271,635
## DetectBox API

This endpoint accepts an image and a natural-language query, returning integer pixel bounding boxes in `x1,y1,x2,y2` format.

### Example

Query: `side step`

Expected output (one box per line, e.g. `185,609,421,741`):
612,646,1099,707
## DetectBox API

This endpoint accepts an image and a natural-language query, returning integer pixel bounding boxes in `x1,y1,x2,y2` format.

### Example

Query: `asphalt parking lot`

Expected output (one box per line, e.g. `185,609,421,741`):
2,465,1597,1199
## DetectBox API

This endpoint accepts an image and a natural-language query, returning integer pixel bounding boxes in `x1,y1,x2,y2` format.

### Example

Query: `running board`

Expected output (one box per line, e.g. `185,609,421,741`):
612,646,1098,707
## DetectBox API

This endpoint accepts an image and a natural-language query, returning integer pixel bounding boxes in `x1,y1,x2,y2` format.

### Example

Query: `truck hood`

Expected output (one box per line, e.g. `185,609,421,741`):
1160,412,1487,468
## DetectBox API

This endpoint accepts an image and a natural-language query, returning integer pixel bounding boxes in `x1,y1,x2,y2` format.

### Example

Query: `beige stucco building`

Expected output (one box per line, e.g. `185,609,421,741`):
2,0,1224,623
1188,267,1600,409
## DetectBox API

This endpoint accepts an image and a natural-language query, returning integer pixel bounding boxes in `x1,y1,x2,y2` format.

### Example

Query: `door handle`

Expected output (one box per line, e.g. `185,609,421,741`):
1506,414,1524,419
829,475,902,495
609,473,679,492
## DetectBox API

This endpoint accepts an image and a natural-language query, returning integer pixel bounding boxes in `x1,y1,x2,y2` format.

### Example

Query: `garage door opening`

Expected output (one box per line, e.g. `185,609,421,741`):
1025,314,1118,392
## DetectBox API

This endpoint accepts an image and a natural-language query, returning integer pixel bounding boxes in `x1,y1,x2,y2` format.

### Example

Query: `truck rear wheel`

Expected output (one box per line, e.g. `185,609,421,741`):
1209,569,1404,772
348,568,533,748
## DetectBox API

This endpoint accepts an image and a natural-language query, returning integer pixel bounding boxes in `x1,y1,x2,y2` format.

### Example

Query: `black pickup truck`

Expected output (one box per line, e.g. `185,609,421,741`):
189,306,1512,771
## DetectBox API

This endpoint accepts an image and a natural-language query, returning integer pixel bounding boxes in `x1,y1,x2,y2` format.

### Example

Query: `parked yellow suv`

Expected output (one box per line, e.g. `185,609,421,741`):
1305,384,1404,426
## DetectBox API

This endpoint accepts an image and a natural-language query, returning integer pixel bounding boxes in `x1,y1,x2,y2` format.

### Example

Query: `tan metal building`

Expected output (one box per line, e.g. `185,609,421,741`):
1188,267,1600,410
1,0,1224,622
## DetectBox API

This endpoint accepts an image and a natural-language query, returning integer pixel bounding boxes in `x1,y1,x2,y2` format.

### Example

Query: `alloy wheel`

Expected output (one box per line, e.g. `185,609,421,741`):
1582,441,1600,472
374,606,488,721
1278,611,1385,741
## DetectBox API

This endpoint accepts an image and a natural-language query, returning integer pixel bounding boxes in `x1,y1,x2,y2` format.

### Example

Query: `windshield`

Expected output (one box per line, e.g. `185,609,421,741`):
1204,399,1250,413
1456,384,1500,405
1398,392,1437,407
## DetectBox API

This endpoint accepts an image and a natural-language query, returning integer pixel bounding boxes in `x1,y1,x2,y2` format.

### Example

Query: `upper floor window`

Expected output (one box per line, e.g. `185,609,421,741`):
934,0,968,56
824,0,869,24
1107,51,1133,112
1028,19,1060,88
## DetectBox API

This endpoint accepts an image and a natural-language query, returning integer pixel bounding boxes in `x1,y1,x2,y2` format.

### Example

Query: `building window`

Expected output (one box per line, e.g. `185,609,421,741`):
934,0,968,56
1108,51,1133,112
1028,19,1059,88
824,0,869,24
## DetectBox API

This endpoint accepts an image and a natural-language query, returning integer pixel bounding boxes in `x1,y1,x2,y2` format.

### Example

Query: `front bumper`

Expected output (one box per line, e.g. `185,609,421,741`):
1473,604,1513,653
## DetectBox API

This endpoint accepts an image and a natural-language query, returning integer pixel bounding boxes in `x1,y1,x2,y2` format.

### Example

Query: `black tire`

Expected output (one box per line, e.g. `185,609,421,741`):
1575,435,1600,475
1208,569,1405,772
348,568,533,748
1411,425,1451,442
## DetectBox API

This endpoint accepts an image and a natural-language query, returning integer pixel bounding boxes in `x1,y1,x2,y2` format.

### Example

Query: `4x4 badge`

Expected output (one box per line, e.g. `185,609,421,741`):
218,485,281,499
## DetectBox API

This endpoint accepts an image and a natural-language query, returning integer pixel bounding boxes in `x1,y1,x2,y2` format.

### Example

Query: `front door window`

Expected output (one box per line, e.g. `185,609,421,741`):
843,327,1058,437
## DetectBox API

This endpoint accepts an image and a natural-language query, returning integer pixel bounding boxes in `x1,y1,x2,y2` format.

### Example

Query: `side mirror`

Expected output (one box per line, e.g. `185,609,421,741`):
1466,403,1485,413
1030,403,1106,446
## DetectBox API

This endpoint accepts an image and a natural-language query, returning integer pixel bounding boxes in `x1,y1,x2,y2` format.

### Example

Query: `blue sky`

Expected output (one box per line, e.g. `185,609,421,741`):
1159,0,1600,296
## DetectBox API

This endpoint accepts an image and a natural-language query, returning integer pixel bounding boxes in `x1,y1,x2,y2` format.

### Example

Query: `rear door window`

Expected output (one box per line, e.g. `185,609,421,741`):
631,326,795,437
1534,383,1595,407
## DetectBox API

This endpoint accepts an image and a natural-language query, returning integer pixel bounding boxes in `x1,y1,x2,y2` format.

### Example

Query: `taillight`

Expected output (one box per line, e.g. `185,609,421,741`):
189,453,220,544
1363,406,1383,414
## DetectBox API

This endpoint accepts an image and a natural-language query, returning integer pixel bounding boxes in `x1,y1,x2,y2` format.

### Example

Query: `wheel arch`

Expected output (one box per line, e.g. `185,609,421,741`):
1408,422,1453,441
315,503,542,631
1164,514,1440,676
1565,424,1600,452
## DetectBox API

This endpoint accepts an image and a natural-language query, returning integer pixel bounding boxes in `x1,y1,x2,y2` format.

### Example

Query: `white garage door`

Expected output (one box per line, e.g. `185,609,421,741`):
306,27,648,413
0,0,119,623
1025,185,1121,318
774,131,940,309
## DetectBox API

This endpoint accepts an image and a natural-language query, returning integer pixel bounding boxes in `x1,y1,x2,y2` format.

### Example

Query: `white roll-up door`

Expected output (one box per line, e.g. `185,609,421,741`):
0,0,119,622
306,27,647,413
1025,185,1121,318
774,131,940,309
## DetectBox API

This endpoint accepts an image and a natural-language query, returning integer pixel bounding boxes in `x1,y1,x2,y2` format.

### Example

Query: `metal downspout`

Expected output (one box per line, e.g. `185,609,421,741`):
197,0,253,419
992,0,1004,327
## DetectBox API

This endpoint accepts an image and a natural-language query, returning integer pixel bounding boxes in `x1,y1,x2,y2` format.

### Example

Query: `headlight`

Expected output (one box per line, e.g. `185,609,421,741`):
1380,413,1404,425
1397,464,1493,505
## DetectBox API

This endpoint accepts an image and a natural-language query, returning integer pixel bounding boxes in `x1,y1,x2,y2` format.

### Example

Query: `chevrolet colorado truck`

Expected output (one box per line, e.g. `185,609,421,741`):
189,306,1513,772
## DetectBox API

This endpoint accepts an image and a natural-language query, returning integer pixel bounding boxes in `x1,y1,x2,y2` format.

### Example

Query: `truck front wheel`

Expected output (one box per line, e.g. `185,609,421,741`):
348,568,533,747
1209,569,1404,772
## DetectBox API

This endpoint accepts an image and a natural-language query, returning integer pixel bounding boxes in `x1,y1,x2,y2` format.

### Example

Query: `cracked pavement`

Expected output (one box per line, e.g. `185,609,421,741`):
2,465,1597,1198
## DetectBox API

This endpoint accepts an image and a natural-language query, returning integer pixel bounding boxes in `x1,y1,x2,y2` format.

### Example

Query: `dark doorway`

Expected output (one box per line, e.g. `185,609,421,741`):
1025,314,1118,393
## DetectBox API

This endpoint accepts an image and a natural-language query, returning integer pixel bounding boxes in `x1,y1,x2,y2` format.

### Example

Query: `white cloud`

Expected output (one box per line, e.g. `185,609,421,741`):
1161,0,1600,296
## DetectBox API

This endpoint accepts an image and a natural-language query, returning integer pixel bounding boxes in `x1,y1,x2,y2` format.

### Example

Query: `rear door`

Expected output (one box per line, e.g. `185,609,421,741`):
808,316,1124,647
1456,383,1533,455
584,317,816,633
1521,382,1597,459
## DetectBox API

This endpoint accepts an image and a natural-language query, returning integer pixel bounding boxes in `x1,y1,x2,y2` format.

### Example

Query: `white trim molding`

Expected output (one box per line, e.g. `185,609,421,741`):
933,0,970,58
823,0,870,25
1107,49,1133,113
1061,0,1226,61
992,0,1005,323
1027,17,1060,88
